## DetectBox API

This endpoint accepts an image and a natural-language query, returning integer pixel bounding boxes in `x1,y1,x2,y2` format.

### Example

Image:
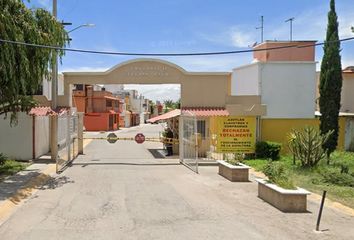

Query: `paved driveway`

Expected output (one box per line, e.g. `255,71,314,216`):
0,124,353,239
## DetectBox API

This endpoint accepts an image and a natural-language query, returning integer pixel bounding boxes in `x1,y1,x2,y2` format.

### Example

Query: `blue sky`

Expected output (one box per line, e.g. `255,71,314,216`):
29,0,354,101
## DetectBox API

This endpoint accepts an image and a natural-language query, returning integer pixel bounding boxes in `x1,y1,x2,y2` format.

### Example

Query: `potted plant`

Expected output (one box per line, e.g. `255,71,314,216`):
217,153,250,182
256,161,310,212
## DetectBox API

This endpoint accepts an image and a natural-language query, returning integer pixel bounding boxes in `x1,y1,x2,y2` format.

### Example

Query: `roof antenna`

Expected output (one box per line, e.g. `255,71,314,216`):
285,17,295,41
256,16,264,43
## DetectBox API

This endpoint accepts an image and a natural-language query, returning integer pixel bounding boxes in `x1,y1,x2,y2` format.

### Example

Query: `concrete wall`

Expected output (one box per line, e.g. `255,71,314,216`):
315,72,354,114
261,118,346,153
231,63,260,95
84,114,108,131
125,113,131,127
341,73,354,113
42,74,64,101
181,75,229,107
253,41,316,62
261,62,316,119
34,116,50,158
345,118,354,151
0,113,33,160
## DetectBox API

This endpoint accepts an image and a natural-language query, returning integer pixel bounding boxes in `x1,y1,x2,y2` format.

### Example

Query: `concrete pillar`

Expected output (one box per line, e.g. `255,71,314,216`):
78,112,84,154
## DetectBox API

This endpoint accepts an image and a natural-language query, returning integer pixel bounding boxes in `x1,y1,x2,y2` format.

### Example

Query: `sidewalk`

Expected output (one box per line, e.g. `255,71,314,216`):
0,160,57,224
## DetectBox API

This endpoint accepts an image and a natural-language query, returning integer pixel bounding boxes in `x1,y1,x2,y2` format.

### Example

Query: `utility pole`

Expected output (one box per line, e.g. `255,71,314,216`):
285,17,295,41
51,0,58,164
51,0,58,109
256,16,264,43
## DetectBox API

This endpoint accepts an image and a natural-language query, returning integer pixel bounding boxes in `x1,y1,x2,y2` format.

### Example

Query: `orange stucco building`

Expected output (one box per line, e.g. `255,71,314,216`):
73,85,123,131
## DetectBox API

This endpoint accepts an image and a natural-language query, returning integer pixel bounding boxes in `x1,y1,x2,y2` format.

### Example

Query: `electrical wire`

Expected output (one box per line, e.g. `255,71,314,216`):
0,37,353,57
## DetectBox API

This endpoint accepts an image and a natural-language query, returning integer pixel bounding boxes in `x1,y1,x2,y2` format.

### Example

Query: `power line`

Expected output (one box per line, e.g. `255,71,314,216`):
0,37,354,57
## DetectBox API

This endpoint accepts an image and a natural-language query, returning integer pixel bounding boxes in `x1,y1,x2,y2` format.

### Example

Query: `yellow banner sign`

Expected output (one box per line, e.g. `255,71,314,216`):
216,116,256,153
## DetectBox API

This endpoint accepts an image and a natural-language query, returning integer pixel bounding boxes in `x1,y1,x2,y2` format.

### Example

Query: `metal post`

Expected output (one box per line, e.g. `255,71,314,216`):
77,112,84,154
285,17,295,41
261,16,264,43
67,111,71,161
194,114,198,173
256,16,264,43
290,20,293,41
179,115,183,164
50,115,58,170
316,190,327,231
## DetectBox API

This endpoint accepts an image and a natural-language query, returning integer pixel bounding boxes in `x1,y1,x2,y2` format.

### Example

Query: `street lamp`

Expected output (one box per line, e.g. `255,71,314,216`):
68,24,95,33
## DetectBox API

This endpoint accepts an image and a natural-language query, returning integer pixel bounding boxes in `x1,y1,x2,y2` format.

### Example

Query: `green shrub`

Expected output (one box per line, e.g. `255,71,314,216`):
262,161,295,189
225,153,244,166
0,153,6,166
320,168,354,187
288,126,333,168
255,141,281,160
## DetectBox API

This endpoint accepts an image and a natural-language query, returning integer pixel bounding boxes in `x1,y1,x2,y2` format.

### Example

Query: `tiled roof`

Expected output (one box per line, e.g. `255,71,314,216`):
29,107,69,116
182,107,229,117
147,109,181,123
147,107,229,123
29,107,56,116
343,66,354,73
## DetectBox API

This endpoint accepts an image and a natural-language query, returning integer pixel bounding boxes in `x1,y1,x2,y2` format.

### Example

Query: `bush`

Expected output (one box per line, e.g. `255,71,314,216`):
0,153,6,166
256,141,281,160
288,126,333,168
320,168,354,187
263,161,295,189
225,153,244,166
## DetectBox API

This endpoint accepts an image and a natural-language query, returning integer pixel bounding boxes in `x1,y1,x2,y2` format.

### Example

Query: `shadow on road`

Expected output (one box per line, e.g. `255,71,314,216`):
39,176,75,190
71,162,181,168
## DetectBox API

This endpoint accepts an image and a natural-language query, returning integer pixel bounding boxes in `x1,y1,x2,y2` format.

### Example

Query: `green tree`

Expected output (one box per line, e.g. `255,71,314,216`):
0,0,68,124
173,98,181,109
319,0,343,163
163,99,174,113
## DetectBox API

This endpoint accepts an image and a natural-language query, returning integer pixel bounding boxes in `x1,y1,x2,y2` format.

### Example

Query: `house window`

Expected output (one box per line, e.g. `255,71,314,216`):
75,84,84,90
106,100,112,107
197,120,206,139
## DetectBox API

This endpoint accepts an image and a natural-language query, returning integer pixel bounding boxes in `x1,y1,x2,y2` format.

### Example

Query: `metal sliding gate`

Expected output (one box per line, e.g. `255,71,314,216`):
56,110,79,172
179,110,198,173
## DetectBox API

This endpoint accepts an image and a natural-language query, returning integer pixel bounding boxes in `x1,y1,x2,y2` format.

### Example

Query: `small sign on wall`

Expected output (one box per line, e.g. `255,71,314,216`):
216,116,256,153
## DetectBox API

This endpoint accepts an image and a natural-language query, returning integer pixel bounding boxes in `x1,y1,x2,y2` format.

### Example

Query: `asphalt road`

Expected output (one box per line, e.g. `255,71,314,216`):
0,124,353,240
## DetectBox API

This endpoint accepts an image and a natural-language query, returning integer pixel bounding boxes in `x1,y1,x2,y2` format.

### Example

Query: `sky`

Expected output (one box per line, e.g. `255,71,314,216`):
28,0,354,101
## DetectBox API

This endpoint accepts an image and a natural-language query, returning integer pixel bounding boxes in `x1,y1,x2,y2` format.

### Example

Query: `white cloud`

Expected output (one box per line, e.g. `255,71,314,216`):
124,84,181,102
199,26,256,48
229,27,256,47
163,54,252,72
60,66,109,73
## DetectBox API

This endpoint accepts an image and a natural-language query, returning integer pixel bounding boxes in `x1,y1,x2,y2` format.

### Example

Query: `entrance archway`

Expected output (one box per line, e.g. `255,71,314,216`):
57,58,265,172
59,58,231,109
